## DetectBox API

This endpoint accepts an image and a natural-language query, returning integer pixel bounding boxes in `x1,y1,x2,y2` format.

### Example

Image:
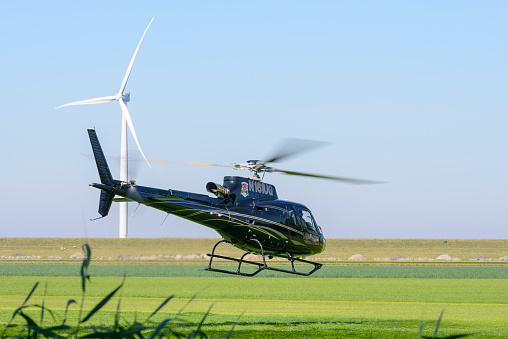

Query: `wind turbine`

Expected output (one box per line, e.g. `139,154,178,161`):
56,18,154,238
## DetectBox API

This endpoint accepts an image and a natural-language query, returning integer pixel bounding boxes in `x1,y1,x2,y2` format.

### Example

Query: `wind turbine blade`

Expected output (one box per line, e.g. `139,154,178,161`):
81,153,168,163
118,98,151,168
118,17,154,95
55,96,117,109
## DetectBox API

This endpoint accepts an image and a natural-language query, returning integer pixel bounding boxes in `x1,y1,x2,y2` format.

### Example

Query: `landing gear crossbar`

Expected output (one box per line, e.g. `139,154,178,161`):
204,239,323,277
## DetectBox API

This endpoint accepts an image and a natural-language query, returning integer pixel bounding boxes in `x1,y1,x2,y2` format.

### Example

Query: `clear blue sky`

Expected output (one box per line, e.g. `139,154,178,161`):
1,1,506,239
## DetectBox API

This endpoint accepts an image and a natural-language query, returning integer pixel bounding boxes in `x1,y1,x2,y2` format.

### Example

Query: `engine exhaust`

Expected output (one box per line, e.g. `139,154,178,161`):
206,182,229,198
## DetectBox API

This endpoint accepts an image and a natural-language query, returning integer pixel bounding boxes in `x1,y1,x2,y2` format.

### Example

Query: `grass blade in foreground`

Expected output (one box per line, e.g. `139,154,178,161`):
80,279,124,323
146,295,174,322
1,243,228,338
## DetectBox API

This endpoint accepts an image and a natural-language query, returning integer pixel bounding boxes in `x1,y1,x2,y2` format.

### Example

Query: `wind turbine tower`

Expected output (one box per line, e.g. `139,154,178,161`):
56,18,154,238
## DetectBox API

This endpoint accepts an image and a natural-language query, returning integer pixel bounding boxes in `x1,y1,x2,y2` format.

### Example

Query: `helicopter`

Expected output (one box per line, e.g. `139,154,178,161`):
87,128,379,276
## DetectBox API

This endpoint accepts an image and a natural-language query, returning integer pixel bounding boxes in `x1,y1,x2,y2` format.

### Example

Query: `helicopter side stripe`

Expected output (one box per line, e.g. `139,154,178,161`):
169,201,226,214
223,215,289,240
251,225,286,239
148,199,303,236
156,199,284,229
228,211,303,235
160,200,225,214
250,226,278,238
154,202,228,225
199,218,228,223
151,201,227,220
228,210,283,226
186,210,208,218
229,211,299,234
229,216,249,225
149,202,217,217
254,225,287,239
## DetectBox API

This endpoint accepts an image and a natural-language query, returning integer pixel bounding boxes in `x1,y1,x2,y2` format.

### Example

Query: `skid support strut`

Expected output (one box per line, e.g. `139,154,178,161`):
204,239,323,277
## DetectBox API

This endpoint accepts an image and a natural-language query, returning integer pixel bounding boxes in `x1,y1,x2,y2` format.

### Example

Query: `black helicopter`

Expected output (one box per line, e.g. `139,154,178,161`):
87,129,379,276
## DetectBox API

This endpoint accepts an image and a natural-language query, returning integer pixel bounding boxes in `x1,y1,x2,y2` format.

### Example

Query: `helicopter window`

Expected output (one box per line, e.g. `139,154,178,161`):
316,225,323,235
310,214,322,235
289,210,298,228
300,209,317,232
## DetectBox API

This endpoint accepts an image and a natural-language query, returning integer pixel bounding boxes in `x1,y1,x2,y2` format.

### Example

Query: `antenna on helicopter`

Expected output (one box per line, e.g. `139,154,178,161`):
160,213,170,227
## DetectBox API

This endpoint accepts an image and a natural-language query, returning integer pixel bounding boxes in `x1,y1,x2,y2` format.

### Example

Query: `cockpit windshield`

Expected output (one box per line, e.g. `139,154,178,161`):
299,209,321,234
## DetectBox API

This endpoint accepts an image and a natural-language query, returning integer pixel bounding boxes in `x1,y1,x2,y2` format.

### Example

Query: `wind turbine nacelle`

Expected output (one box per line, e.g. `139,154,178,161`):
122,92,131,103
206,182,230,198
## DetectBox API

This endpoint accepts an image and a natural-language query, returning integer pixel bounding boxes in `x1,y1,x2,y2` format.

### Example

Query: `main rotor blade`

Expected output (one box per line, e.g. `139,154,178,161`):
118,17,154,95
262,138,329,164
272,168,383,184
118,98,151,168
138,159,236,168
55,95,116,109
184,162,236,168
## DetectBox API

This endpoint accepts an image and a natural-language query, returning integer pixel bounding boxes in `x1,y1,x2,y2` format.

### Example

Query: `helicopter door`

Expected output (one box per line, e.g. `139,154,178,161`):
289,207,302,231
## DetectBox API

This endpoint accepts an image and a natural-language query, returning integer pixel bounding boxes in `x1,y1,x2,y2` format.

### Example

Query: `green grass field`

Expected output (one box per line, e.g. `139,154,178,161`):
1,238,507,261
1,264,508,279
1,238,507,338
1,275,507,338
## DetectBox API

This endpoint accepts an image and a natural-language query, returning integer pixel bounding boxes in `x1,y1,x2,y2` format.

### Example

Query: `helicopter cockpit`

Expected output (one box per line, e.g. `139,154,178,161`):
297,208,323,235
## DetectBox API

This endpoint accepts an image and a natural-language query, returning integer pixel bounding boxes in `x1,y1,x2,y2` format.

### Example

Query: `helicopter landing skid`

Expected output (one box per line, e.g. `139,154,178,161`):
204,239,323,277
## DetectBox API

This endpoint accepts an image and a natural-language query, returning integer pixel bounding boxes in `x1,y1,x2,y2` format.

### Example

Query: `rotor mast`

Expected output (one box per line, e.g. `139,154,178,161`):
246,160,265,180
